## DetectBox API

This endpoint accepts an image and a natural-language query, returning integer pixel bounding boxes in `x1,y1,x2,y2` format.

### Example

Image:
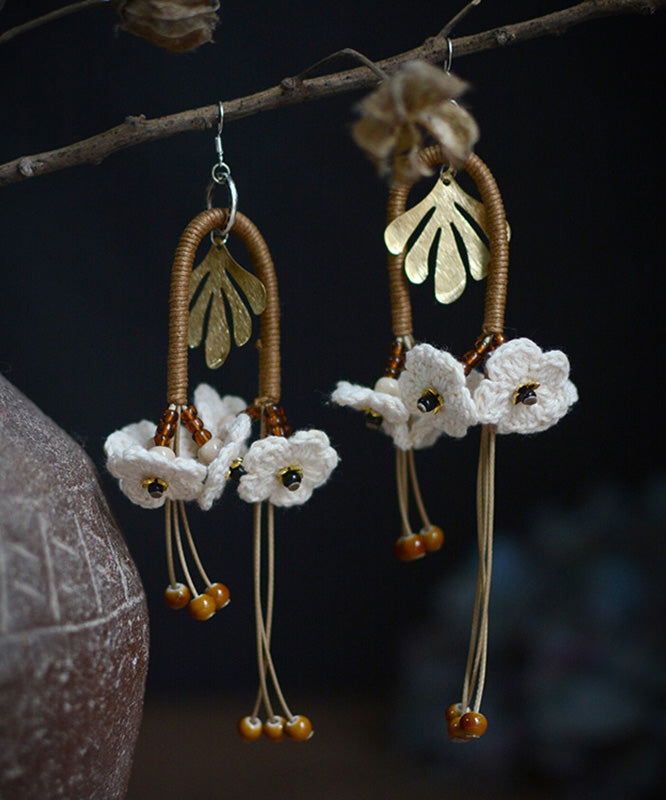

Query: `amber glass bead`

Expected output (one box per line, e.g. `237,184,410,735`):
186,416,205,433
447,716,471,743
160,408,178,424
459,711,488,738
164,582,191,610
285,715,313,742
238,716,263,742
205,582,230,610
180,405,197,420
187,593,217,621
445,703,465,722
193,428,212,447
247,404,261,421
154,434,170,447
421,525,444,552
394,534,426,562
263,716,286,741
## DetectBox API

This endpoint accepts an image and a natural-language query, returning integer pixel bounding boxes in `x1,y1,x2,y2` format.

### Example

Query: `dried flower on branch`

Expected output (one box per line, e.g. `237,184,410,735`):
117,0,220,52
352,60,479,183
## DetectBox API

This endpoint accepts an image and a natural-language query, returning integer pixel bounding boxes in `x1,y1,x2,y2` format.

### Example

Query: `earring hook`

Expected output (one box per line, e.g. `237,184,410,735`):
444,38,453,73
206,101,237,243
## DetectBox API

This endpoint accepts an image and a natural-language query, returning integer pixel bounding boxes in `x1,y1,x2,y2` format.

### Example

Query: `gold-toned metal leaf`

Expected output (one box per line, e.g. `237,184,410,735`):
384,176,493,304
188,242,267,369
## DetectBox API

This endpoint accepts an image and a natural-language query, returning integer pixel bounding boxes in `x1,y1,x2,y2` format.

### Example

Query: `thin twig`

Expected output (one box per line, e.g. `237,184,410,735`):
291,47,387,84
439,0,483,38
0,0,108,46
0,0,663,187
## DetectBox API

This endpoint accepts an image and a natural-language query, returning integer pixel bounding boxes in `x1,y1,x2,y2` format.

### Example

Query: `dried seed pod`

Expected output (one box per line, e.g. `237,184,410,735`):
117,0,220,52
352,60,479,183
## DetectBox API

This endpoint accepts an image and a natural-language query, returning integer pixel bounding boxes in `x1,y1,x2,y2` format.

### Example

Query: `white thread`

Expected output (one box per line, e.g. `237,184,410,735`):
473,338,578,434
198,413,252,511
398,343,478,438
237,429,339,508
104,385,250,509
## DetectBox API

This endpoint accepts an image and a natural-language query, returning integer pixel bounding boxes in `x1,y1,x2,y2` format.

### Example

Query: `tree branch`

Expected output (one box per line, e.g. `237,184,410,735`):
0,0,663,188
0,0,109,47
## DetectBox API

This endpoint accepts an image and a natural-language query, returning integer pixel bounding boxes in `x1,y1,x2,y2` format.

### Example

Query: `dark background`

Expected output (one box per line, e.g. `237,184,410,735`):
1,2,664,798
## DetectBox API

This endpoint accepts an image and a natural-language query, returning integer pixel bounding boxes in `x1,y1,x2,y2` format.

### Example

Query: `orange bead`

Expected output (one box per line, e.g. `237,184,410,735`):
160,408,178,424
421,525,444,552
394,534,426,562
205,582,230,610
285,715,313,742
238,716,263,742
187,593,217,621
459,711,487,738
193,428,212,447
445,702,464,722
164,582,191,610
263,716,286,741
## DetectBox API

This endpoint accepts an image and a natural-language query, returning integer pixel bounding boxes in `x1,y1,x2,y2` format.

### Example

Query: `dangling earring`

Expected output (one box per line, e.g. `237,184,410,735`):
105,105,338,743
227,213,339,743
387,144,578,740
340,59,577,740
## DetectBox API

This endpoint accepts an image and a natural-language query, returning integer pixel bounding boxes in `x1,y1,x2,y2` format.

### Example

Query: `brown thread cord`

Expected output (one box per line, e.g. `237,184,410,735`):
166,208,281,405
386,182,415,338
415,146,509,336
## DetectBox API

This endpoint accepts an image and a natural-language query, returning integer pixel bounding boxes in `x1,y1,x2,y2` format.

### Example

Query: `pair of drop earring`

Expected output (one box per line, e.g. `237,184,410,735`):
106,60,578,744
332,141,578,740
105,112,338,742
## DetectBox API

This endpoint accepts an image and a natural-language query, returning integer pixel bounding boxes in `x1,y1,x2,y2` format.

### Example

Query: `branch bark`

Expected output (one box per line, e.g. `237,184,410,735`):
0,0,108,47
0,0,663,188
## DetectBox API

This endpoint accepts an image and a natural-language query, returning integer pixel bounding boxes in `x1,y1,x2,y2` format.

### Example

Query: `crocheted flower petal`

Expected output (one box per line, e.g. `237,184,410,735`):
484,338,544,385
399,344,467,409
289,429,340,488
198,439,247,511
161,456,207,500
236,436,293,503
536,349,571,389
409,416,445,449
399,344,477,437
219,412,252,446
104,419,155,459
331,381,409,423
385,420,413,451
193,384,248,436
473,380,510,426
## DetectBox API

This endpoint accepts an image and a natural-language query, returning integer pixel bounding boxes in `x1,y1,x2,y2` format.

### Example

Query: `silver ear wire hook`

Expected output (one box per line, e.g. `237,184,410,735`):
444,38,453,74
206,100,238,243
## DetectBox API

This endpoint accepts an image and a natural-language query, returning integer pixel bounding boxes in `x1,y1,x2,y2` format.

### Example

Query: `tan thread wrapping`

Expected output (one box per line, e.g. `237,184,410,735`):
386,182,414,338
416,146,509,336
166,208,280,405
232,213,281,404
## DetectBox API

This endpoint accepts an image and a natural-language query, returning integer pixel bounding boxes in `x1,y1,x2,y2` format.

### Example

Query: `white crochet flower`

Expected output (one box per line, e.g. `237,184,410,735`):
473,337,578,434
198,413,252,511
331,379,413,450
105,420,207,509
398,343,478,438
193,383,247,436
237,429,339,508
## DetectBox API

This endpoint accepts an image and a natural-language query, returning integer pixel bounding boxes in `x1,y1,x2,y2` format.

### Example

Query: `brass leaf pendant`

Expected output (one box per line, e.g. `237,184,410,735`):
188,241,267,369
384,174,501,304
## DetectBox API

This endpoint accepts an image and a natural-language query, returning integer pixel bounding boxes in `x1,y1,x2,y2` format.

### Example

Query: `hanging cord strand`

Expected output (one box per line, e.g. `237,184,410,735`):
407,448,432,530
258,502,294,721
164,498,177,587
251,490,277,718
472,425,495,712
395,449,413,535
252,502,273,720
461,425,488,709
178,499,213,588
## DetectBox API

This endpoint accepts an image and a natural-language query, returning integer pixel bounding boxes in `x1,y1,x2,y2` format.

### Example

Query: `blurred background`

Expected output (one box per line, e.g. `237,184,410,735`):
0,1,664,797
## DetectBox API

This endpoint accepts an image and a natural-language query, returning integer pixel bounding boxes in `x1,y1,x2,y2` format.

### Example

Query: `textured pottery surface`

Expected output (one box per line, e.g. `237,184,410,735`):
0,375,149,800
